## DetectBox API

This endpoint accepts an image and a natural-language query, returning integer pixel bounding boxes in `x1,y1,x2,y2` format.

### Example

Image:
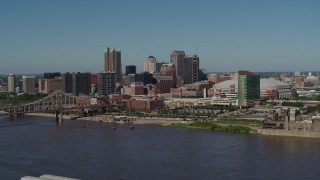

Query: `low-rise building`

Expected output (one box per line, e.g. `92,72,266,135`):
130,82,144,96
38,77,63,94
127,98,164,112
170,81,213,97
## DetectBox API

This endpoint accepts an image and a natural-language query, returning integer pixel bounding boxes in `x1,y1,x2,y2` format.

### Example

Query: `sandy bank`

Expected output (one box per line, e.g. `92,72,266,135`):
25,113,72,119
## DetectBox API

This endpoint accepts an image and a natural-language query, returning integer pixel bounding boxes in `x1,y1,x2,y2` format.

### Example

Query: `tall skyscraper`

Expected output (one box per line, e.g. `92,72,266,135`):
170,51,199,85
22,76,35,93
72,72,91,96
98,72,116,96
238,71,260,108
184,55,199,84
125,65,136,75
7,74,15,92
170,51,185,82
62,72,91,96
144,56,157,73
104,47,122,83
62,73,73,94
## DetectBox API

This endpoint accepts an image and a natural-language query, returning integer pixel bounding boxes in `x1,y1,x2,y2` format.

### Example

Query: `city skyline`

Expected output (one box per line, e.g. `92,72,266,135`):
0,0,319,74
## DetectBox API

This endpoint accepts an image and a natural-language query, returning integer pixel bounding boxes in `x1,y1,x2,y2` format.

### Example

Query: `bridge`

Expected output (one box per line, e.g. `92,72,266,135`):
0,91,106,122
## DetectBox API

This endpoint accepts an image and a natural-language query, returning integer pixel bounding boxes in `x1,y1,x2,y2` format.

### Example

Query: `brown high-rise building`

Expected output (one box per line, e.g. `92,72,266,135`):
38,77,63,94
170,50,185,85
104,47,122,83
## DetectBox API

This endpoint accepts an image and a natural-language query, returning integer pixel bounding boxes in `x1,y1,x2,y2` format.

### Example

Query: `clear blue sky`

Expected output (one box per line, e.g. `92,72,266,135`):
1,0,319,74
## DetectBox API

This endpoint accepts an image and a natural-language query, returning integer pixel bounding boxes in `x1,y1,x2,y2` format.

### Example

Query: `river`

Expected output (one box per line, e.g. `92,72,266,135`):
0,115,320,180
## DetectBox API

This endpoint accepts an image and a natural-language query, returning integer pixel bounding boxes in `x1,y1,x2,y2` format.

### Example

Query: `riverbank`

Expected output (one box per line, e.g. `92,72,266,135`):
23,113,184,125
25,113,73,120
25,113,257,132
19,113,320,138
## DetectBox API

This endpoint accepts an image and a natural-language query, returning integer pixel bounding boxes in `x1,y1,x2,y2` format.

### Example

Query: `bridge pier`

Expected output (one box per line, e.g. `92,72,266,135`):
55,112,59,122
10,114,17,119
55,111,64,122
60,112,64,122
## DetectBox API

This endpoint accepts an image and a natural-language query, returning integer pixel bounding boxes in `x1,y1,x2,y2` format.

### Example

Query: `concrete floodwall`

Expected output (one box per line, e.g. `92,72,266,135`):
20,177,42,180
40,174,81,180
21,174,81,180
257,129,320,138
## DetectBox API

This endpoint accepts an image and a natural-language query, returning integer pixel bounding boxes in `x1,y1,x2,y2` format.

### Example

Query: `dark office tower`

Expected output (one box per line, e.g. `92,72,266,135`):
184,55,199,84
97,72,116,96
135,72,156,85
44,72,61,79
170,50,185,86
17,79,23,93
198,69,208,81
125,65,136,75
72,72,91,96
62,73,73,94
104,47,122,83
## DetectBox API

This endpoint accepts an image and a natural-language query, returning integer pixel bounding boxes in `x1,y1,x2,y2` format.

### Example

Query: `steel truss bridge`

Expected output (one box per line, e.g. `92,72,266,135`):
0,91,105,121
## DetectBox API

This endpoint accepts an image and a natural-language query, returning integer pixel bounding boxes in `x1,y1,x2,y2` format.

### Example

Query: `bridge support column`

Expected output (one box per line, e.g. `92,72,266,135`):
284,109,289,131
55,111,59,122
10,114,17,119
56,111,63,122
56,111,64,126
60,112,64,122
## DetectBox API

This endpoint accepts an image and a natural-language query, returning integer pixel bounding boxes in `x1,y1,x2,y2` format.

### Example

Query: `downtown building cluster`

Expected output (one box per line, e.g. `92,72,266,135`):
1,46,320,112
0,47,206,111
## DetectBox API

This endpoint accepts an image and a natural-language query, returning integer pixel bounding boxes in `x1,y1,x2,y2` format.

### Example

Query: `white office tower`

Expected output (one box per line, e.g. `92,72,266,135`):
22,76,35,93
7,74,15,92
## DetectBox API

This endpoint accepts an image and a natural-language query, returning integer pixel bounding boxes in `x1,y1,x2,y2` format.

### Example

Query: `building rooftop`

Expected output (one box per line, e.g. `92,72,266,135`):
104,47,121,52
213,78,291,90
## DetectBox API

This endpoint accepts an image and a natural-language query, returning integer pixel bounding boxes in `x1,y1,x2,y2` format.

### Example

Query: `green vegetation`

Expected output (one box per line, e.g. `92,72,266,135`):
294,94,320,101
304,106,320,115
216,120,262,128
281,101,304,107
171,121,251,133
0,93,47,105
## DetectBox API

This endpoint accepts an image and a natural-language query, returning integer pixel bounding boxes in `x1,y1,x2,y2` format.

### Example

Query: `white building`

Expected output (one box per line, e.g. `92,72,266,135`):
7,74,15,92
22,76,35,93
144,56,157,73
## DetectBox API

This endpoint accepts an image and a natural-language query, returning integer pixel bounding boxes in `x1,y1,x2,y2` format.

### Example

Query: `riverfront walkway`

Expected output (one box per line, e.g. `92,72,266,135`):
79,115,190,126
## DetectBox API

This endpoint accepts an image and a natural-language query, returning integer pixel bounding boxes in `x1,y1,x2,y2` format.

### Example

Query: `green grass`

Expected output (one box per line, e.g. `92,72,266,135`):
216,120,262,128
171,121,251,133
